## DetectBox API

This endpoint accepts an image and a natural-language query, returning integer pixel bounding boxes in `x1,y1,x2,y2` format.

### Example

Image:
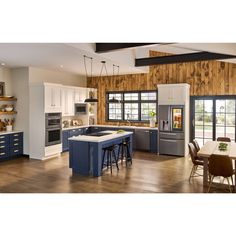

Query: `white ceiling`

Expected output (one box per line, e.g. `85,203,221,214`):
0,43,236,76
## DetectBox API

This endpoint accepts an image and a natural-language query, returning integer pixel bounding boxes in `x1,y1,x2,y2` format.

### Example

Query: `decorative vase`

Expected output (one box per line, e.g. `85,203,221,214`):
150,118,155,128
6,125,13,132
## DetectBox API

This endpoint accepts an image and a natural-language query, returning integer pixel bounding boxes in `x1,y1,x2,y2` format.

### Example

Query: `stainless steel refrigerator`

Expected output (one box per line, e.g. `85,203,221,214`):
158,105,185,156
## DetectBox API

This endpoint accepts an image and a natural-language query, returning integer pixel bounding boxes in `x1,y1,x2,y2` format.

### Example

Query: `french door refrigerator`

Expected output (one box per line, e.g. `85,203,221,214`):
158,105,185,156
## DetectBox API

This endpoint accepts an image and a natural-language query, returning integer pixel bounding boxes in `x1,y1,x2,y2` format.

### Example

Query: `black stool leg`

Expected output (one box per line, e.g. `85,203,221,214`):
109,151,112,174
101,149,106,172
112,149,119,171
106,150,109,169
126,144,132,165
117,145,121,161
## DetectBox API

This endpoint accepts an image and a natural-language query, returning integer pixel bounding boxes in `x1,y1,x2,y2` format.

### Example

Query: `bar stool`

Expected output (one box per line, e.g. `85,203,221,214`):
101,145,119,174
117,138,132,166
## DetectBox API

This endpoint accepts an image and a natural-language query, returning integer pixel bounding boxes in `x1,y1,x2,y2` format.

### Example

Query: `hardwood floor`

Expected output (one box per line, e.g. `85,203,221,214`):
0,152,232,193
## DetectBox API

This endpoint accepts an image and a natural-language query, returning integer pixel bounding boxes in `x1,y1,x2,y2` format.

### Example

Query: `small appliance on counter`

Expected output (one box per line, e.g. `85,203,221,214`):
71,119,83,126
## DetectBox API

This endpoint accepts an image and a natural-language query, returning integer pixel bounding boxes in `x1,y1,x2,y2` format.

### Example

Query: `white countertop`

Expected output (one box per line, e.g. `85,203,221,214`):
69,130,133,143
63,124,158,131
0,130,23,135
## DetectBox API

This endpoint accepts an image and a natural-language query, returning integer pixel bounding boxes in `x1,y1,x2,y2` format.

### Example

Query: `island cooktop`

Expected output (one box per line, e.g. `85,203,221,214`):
84,132,114,137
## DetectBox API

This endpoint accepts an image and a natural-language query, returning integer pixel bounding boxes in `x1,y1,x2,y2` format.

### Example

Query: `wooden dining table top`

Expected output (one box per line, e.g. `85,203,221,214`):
197,141,236,160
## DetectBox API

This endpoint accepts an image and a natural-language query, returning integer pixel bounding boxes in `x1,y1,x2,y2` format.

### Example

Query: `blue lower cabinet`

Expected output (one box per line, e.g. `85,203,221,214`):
0,132,23,160
62,130,69,152
63,128,84,152
150,130,158,153
69,128,83,137
9,132,23,157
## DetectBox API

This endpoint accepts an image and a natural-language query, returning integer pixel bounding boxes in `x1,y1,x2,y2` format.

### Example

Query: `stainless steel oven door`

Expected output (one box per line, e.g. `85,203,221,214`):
45,128,62,146
45,113,62,129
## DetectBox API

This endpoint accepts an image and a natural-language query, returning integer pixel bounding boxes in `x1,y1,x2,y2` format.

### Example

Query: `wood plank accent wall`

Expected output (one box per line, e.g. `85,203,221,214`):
87,51,236,125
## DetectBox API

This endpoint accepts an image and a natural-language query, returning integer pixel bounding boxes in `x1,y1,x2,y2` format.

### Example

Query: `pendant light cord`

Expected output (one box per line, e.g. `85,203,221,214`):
83,55,93,78
100,61,108,77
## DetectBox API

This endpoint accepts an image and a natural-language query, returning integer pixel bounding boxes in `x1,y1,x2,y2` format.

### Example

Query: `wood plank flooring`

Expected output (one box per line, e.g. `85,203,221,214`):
0,152,232,193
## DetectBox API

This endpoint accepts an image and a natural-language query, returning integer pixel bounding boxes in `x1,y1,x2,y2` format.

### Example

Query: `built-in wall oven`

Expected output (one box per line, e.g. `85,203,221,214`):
45,113,62,146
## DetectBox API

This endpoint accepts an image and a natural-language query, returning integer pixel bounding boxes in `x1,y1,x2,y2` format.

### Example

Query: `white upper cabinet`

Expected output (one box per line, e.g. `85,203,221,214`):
44,83,62,113
158,83,190,105
74,87,88,103
62,87,75,116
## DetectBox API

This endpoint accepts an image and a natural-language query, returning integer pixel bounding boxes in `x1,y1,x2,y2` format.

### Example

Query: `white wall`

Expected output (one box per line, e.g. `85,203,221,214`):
9,67,87,156
0,67,12,95
29,67,87,86
11,68,30,154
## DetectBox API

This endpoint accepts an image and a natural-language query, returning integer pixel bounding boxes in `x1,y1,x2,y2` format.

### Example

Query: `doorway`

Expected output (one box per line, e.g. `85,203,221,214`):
190,96,236,147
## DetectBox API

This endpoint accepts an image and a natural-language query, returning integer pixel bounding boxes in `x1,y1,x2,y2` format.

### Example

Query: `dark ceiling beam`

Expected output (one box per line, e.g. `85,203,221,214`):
96,43,158,53
135,52,236,67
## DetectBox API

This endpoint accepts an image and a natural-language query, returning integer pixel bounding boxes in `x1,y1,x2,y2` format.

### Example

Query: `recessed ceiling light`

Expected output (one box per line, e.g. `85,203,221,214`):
1,62,5,66
60,65,63,68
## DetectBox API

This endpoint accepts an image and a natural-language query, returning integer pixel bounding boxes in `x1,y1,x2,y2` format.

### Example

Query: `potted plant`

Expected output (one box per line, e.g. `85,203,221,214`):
149,110,156,128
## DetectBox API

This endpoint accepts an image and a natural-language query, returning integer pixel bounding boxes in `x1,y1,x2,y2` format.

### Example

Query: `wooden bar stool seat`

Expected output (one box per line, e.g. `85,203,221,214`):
117,138,132,166
101,145,119,174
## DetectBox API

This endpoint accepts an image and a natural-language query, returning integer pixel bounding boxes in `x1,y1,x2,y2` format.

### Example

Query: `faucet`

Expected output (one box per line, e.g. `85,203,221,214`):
127,113,131,126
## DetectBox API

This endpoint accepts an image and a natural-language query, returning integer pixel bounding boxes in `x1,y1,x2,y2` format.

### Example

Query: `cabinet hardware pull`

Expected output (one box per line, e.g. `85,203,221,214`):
14,134,19,137
0,153,5,155
14,150,19,152
0,141,5,143
0,136,5,139
14,143,19,146
14,139,19,141
0,146,5,148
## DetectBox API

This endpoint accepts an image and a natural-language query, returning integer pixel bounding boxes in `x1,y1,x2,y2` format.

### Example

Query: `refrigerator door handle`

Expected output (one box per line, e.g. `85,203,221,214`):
161,133,176,136
192,119,195,127
160,139,178,143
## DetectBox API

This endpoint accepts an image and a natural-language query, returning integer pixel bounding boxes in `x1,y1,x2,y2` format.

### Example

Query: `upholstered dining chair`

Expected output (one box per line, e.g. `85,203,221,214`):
216,137,231,142
208,154,235,193
192,139,200,152
188,143,204,182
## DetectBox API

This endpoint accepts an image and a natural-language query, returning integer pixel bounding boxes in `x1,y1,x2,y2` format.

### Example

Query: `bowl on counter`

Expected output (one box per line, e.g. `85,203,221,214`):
5,107,14,112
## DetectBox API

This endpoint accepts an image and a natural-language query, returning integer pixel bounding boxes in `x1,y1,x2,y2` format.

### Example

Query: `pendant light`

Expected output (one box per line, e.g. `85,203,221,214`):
84,55,98,103
108,64,120,103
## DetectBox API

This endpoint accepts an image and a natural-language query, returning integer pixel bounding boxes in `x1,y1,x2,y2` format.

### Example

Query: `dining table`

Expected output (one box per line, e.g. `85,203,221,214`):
197,141,236,191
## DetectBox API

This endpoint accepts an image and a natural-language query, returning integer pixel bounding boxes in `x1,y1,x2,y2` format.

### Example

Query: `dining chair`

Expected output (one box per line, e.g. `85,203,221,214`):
188,143,204,182
216,137,231,142
192,139,200,152
208,154,235,193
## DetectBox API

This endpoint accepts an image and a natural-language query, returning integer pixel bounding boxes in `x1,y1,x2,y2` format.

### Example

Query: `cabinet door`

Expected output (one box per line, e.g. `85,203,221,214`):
66,88,74,115
171,86,185,105
53,86,62,111
69,128,83,137
150,130,158,153
61,89,67,116
62,131,69,152
74,89,80,103
62,88,74,116
158,87,172,105
45,85,53,111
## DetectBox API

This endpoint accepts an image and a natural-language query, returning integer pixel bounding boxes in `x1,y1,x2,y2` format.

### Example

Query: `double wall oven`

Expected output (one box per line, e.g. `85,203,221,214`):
45,113,62,146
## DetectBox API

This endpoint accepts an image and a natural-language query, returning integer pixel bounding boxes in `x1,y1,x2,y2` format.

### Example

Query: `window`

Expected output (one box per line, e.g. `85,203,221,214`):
191,96,236,147
108,93,122,120
107,91,157,122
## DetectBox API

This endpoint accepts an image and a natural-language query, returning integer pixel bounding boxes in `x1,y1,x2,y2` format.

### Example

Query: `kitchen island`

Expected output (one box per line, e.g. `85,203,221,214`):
69,130,133,177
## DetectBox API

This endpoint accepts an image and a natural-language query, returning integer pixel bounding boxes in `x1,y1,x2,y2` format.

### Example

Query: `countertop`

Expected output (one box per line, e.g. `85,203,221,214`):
69,130,133,143
0,130,23,135
62,124,158,131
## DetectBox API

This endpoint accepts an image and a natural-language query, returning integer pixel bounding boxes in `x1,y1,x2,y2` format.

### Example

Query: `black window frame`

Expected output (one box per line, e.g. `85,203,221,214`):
190,95,236,142
106,90,158,123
